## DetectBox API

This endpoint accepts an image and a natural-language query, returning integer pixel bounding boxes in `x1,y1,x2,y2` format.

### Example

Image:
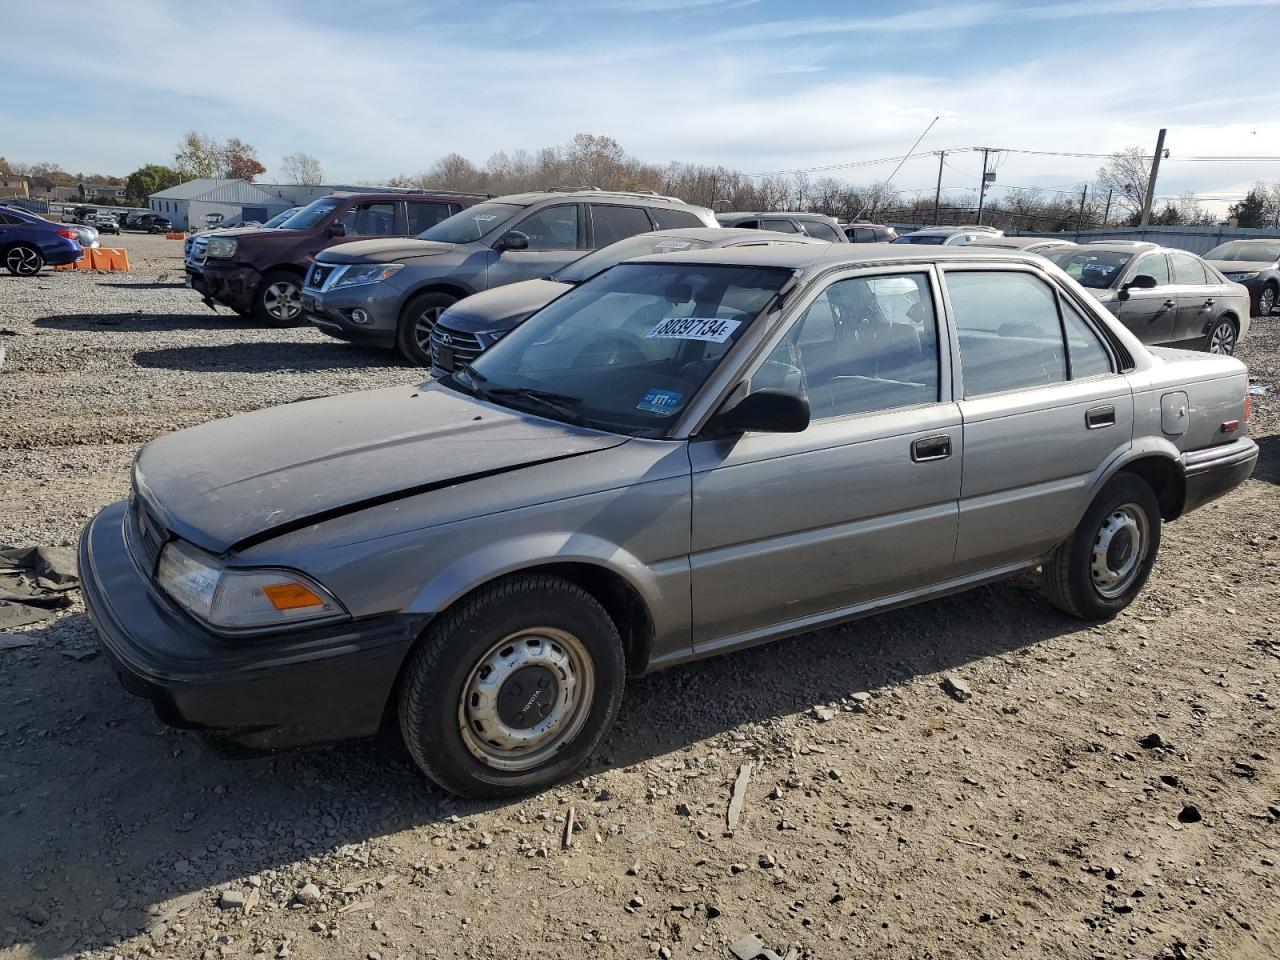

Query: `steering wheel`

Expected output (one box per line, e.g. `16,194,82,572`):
578,331,649,366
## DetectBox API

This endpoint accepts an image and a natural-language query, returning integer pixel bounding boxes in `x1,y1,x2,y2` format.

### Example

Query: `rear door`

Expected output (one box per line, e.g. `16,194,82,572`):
588,204,654,247
406,200,458,236
486,203,585,288
1115,251,1176,345
943,265,1132,573
1168,251,1219,346
334,201,398,241
689,267,962,648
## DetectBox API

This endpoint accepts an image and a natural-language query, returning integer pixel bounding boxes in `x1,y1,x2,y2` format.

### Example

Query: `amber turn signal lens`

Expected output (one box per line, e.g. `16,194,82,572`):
261,582,326,610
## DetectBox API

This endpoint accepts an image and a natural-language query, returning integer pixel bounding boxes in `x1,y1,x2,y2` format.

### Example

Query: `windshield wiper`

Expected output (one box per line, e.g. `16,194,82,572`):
486,387,587,425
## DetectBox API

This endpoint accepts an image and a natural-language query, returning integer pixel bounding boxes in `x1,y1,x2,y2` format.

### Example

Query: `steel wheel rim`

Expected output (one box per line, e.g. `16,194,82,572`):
458,627,595,772
414,307,444,350
8,247,39,275
1260,288,1276,316
1090,503,1149,598
1208,321,1236,355
264,281,302,320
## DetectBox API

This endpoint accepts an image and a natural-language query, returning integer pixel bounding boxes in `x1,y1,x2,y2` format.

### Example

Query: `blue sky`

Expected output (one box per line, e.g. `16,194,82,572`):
3,0,1279,212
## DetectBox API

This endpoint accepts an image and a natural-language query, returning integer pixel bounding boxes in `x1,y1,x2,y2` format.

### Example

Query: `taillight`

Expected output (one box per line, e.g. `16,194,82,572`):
57,229,78,240
1245,392,1252,421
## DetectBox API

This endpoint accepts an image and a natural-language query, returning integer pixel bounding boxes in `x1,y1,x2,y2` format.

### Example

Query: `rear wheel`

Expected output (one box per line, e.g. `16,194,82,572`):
253,270,306,327
397,574,625,799
395,291,455,366
1205,316,1238,355
4,244,44,276
1043,474,1162,621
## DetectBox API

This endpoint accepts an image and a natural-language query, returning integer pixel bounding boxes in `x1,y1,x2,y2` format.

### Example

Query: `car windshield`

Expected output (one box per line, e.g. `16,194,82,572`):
262,208,300,229
554,234,715,284
419,202,523,243
1045,249,1132,288
447,262,793,437
892,234,946,245
279,198,340,230
1204,241,1280,262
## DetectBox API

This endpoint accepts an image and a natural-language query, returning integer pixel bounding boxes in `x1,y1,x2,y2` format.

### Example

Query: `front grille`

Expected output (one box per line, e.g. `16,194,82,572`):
430,327,484,370
129,495,168,574
186,236,208,267
307,263,337,290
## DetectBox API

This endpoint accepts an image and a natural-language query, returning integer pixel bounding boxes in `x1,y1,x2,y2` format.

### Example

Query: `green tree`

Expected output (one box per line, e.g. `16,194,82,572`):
1228,187,1268,228
174,131,222,178
126,164,183,204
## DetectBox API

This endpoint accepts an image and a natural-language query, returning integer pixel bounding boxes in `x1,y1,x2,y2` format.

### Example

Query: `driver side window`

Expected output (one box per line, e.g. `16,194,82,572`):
754,273,940,420
1131,253,1169,285
512,205,580,251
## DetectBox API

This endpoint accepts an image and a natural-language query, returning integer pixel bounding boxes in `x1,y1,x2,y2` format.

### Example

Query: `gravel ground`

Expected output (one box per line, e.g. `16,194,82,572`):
1,233,1278,960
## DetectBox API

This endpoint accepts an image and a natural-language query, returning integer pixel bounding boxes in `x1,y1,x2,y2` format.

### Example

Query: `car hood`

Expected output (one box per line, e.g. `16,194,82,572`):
441,278,572,332
135,384,628,553
1206,259,1275,272
317,238,457,264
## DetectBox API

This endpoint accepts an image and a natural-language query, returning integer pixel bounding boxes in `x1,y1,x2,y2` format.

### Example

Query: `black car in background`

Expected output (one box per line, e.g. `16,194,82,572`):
1203,239,1280,317
715,211,848,243
125,214,173,233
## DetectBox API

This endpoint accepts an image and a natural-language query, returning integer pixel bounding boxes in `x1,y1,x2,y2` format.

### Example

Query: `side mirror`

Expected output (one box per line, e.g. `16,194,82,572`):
325,222,347,238
707,389,810,435
1125,273,1157,290
497,230,530,252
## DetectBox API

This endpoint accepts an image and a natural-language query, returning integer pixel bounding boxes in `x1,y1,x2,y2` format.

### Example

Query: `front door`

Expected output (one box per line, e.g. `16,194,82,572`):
942,266,1133,572
486,203,586,289
689,268,962,650
1114,251,1176,346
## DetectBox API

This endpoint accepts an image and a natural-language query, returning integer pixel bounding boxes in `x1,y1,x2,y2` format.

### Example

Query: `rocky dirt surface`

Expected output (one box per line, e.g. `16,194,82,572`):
1,234,1277,960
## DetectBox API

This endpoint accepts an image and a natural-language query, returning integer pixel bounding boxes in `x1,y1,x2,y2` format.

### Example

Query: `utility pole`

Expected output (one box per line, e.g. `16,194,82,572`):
932,151,945,225
976,148,991,225
1102,188,1114,227
1077,184,1089,231
1138,128,1167,227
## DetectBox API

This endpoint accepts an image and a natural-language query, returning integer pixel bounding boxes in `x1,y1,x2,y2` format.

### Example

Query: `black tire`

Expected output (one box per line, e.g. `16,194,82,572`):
1204,316,1238,355
396,292,455,366
1043,473,1162,621
4,244,44,277
397,574,625,799
1256,283,1277,318
253,269,307,327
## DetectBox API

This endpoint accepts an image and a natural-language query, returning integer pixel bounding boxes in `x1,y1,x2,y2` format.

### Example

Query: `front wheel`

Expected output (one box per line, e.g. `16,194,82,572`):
1256,284,1276,318
1043,474,1162,621
397,575,625,799
395,292,456,366
253,270,306,327
4,244,44,276
1205,317,1238,355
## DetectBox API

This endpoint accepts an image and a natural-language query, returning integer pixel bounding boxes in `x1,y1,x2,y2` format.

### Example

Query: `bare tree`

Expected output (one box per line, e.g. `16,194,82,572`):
1095,147,1152,220
280,152,324,185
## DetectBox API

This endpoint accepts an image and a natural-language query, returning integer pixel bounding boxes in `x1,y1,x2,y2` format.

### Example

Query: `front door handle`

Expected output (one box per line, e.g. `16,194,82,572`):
1204,298,1215,307
1086,405,1116,429
911,434,952,462
1162,299,1177,309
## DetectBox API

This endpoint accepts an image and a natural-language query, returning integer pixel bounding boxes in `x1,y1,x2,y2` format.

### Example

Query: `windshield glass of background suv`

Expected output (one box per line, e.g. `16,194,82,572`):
453,262,792,437
262,209,299,229
279,199,340,230
420,202,523,243
1045,249,1133,289
1205,241,1280,262
554,234,715,284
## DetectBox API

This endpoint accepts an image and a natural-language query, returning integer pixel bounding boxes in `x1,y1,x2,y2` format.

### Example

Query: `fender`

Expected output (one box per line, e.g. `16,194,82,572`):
1082,435,1184,524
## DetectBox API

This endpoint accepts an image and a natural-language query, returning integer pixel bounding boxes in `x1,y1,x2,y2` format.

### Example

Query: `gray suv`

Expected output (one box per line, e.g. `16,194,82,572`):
304,189,717,364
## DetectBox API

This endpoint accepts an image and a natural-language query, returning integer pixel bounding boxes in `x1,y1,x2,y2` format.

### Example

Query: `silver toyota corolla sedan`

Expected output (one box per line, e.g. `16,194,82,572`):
81,244,1258,798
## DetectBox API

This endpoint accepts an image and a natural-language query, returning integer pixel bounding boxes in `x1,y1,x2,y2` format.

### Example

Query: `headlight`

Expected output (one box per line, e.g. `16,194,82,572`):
476,328,510,346
333,263,404,288
206,236,238,259
1226,271,1259,281
156,539,345,631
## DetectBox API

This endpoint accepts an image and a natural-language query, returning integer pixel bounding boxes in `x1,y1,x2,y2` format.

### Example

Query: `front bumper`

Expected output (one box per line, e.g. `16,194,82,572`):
198,262,261,313
1180,437,1258,515
79,500,425,752
303,284,400,349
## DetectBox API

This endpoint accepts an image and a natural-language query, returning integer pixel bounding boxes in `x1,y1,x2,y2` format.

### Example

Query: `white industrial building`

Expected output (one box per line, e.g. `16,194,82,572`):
147,179,294,230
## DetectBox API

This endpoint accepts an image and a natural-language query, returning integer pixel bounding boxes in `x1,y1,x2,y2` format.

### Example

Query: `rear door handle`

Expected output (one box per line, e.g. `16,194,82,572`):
911,434,952,462
1162,299,1177,309
1204,298,1215,307
1086,405,1116,429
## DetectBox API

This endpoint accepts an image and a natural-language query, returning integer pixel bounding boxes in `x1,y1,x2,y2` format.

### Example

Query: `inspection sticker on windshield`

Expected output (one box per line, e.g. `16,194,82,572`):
646,317,741,343
636,388,683,415
653,239,693,250
472,214,498,222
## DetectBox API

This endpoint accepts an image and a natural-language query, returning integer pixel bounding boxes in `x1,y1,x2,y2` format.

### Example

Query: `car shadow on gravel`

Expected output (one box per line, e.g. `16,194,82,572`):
134,341,400,372
96,281,190,289
1,576,1078,957
1252,433,1279,485
34,313,259,334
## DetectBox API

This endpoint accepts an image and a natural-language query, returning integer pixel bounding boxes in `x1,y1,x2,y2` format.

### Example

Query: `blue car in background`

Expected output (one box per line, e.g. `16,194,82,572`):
0,204,84,276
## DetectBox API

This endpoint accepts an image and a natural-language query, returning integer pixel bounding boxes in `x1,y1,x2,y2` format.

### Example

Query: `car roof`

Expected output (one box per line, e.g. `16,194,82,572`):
492,190,702,208
625,226,825,246
970,236,1073,249
628,241,1048,274
1071,241,1161,253
905,225,1001,236
717,211,837,222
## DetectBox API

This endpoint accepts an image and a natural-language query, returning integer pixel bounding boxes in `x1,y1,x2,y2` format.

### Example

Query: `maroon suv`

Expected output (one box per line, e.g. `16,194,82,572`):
185,190,487,326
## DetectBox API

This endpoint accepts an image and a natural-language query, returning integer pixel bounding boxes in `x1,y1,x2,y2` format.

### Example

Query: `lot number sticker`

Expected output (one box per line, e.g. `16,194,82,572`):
645,317,741,343
636,388,684,415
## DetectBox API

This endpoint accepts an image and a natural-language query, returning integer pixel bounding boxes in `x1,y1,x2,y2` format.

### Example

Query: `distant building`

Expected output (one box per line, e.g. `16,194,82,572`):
0,175,29,199
147,178,293,230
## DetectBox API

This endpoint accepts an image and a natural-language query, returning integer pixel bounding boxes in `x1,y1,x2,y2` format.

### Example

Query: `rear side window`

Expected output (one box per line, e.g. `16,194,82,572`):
590,205,653,247
407,201,456,234
0,212,17,225
1060,300,1114,379
851,227,876,242
1170,252,1209,285
649,208,704,229
515,204,580,250
802,221,842,242
948,271,1067,396
762,218,799,233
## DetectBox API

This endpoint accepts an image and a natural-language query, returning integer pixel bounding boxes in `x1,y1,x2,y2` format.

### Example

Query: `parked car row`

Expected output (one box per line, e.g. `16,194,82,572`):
0,204,85,275
85,238,1259,798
